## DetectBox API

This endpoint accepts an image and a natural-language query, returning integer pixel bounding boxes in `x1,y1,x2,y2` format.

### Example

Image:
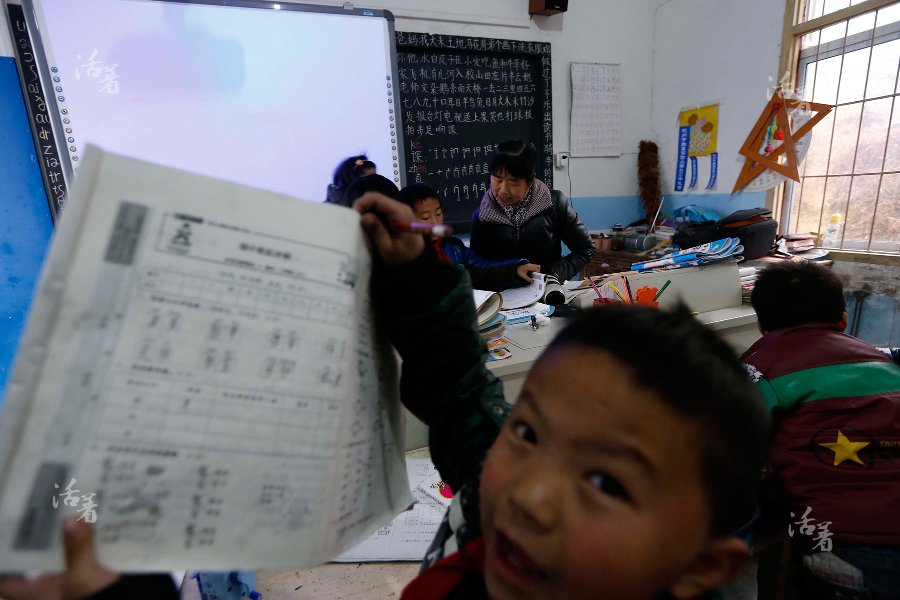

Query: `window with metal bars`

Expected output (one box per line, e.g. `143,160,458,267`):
780,0,900,253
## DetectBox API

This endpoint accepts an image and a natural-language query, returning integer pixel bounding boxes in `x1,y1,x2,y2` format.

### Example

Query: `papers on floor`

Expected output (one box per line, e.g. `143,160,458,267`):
333,457,448,562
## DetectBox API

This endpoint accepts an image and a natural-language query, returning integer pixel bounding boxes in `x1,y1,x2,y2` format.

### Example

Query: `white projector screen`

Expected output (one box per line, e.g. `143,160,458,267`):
24,0,404,203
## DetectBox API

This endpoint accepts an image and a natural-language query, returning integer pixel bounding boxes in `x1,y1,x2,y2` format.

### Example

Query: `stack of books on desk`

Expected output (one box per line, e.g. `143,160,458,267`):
739,266,758,305
478,312,507,342
783,234,817,253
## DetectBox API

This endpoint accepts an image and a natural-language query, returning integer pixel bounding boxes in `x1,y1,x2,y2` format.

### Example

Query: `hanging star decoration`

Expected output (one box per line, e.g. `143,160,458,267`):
819,430,870,466
732,87,833,194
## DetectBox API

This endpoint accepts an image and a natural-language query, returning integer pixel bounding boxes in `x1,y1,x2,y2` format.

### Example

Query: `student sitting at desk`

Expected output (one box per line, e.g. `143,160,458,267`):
399,182,540,291
3,193,771,600
742,261,900,600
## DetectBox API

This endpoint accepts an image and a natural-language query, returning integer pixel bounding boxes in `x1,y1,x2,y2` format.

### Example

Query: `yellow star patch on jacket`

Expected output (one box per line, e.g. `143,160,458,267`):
819,430,870,466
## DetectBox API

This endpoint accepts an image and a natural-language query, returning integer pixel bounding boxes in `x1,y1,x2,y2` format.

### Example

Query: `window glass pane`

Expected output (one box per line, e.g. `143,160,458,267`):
867,38,900,98
846,10,876,36
819,175,853,234
820,20,848,45
823,0,852,19
800,62,818,100
828,103,863,174
876,3,900,28
783,180,801,232
801,29,821,50
796,176,826,233
837,46,871,103
844,174,881,247
855,97,892,172
813,54,843,103
804,0,826,22
871,173,900,250
883,98,900,170
803,109,835,176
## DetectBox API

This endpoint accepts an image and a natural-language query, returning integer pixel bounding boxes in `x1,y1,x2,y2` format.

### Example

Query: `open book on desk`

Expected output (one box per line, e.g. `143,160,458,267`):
0,147,410,571
472,289,502,327
499,272,546,309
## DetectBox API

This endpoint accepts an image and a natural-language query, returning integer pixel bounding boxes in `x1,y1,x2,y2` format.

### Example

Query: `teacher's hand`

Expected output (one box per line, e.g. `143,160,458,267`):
354,192,426,268
516,263,541,283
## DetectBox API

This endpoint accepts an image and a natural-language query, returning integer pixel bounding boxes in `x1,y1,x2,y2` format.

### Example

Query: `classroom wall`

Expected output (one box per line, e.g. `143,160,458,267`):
287,0,661,230
371,0,790,229
0,0,791,238
649,0,786,221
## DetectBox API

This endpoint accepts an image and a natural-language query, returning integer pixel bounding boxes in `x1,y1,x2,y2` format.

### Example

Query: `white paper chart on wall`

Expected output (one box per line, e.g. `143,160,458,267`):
570,63,622,158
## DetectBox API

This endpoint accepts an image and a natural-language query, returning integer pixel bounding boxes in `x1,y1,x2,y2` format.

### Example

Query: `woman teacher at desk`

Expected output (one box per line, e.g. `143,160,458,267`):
470,139,594,283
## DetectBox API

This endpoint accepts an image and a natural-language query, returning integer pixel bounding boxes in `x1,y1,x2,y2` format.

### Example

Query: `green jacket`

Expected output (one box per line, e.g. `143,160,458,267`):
373,246,510,565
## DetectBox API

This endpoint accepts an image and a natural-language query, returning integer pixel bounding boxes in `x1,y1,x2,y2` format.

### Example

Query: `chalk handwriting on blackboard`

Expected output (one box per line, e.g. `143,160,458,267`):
396,32,552,232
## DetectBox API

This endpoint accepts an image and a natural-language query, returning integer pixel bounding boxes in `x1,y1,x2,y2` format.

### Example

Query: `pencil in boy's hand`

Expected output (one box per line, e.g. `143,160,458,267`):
388,221,453,237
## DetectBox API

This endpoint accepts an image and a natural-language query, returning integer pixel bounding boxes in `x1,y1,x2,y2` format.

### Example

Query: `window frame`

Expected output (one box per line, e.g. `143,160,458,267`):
775,0,900,258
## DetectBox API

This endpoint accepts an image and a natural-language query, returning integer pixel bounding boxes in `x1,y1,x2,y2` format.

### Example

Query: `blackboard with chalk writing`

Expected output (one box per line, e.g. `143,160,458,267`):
395,32,552,233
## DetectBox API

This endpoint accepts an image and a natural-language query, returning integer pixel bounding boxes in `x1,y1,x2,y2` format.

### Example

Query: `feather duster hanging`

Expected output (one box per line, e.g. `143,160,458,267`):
637,140,662,226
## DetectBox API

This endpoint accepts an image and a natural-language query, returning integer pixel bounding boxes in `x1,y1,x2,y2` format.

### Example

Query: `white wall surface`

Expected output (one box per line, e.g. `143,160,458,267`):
245,0,660,198
650,0,787,195
2,0,791,199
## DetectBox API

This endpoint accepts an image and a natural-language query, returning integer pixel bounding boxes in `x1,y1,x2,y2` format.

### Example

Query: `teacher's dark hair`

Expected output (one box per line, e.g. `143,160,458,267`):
488,139,536,182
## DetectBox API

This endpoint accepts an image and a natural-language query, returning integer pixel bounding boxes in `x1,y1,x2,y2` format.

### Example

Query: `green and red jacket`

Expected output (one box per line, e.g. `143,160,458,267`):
742,323,900,546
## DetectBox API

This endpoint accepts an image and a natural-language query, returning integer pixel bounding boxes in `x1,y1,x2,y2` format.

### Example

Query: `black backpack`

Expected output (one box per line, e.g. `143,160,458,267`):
673,208,777,260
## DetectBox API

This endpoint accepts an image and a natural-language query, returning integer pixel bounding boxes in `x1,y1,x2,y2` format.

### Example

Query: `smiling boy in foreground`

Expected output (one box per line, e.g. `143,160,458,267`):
357,192,772,600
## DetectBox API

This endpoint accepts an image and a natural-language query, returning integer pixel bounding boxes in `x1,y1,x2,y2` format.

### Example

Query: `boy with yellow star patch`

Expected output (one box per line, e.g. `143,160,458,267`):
743,261,900,599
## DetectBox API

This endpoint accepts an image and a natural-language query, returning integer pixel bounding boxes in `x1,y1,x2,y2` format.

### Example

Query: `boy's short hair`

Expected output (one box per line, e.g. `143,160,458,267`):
488,139,537,181
399,183,441,210
548,305,771,537
751,261,845,331
344,174,401,205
